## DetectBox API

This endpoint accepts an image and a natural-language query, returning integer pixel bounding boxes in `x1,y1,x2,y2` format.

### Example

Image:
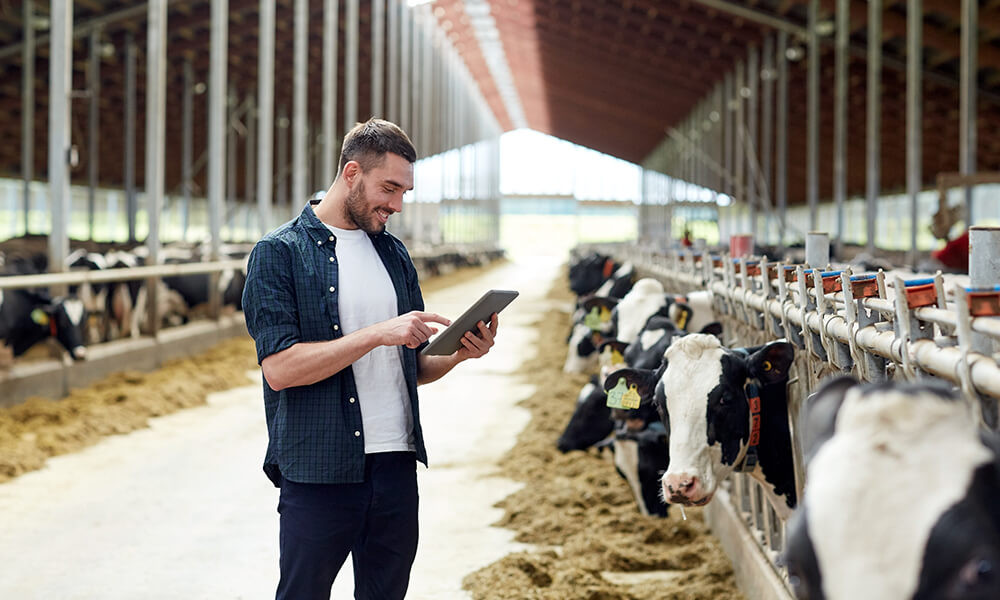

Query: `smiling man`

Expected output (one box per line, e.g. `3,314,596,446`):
242,118,500,600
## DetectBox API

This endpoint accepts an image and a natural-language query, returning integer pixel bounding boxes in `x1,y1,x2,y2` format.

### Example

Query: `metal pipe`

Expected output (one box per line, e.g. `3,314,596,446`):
293,0,308,208
125,33,137,243
808,0,820,231
372,0,385,117
400,3,411,133
685,0,808,37
960,0,978,224
245,92,256,211
834,0,848,258
227,86,237,223
387,0,400,124
748,46,759,239
866,0,882,254
805,231,830,269
735,61,745,206
258,0,275,236
87,29,100,241
22,0,34,235
761,37,775,245
182,59,193,241
776,31,789,250
208,0,228,261
145,0,168,335
724,72,733,198
276,105,288,210
322,0,339,185
0,260,249,290
345,0,359,130
908,0,922,267
48,0,72,275
1,3,150,61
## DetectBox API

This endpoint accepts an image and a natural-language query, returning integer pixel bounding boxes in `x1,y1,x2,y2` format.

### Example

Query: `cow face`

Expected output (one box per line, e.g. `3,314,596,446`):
563,297,617,373
610,278,670,345
655,334,793,507
556,378,614,453
785,380,1000,600
568,253,615,297
50,297,88,360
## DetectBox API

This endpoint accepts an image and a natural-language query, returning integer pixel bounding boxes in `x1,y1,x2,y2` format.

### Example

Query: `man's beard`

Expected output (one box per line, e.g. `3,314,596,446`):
343,179,385,235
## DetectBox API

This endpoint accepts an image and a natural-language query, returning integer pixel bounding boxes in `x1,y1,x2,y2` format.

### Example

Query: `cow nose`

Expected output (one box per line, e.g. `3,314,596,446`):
71,346,87,360
663,473,700,501
556,438,571,453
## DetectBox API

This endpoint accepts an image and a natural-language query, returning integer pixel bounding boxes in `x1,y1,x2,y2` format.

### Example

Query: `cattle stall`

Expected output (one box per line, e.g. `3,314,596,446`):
582,238,1000,600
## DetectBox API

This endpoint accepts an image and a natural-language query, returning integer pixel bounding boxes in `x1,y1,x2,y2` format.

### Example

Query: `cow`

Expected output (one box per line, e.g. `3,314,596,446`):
783,377,1000,600
0,289,87,361
607,376,670,518
592,261,635,300
604,334,797,519
568,252,619,297
563,296,618,373
556,377,615,453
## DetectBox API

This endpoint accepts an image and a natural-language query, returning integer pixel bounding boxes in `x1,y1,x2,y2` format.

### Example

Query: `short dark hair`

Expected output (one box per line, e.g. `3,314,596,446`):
338,118,417,177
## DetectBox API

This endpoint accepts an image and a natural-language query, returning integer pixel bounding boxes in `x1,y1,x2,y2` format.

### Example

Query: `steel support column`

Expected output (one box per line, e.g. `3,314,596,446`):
724,72,733,198
48,1,72,273
322,0,339,185
372,0,384,117
246,92,256,216
960,0,978,224
776,31,789,249
387,0,400,124
735,61,745,207
257,0,275,235
908,0,922,266
293,0,308,208
400,4,411,133
834,0,848,256
22,0,34,234
807,0,820,231
87,29,100,241
866,0,882,254
761,37,775,244
125,32,137,243
748,46,759,240
345,0,359,130
277,106,288,210
182,58,194,240
145,0,167,334
208,0,228,261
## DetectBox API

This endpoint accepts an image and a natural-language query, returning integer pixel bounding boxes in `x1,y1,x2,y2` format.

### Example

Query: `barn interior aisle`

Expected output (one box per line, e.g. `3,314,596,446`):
0,254,560,600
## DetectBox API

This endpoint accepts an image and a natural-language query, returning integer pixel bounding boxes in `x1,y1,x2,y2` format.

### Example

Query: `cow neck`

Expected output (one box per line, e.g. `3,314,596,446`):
733,379,762,473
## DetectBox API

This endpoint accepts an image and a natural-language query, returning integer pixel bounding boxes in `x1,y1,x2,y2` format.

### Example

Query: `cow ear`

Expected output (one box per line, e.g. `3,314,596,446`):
30,307,51,327
602,367,658,401
699,322,723,338
669,302,693,331
747,341,795,384
800,375,857,465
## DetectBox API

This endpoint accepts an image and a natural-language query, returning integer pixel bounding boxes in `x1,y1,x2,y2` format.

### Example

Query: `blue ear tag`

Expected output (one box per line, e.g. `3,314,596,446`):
606,377,629,409
584,307,602,331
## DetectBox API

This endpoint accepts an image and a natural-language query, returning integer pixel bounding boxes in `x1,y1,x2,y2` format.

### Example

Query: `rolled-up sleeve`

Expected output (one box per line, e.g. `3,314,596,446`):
243,239,300,364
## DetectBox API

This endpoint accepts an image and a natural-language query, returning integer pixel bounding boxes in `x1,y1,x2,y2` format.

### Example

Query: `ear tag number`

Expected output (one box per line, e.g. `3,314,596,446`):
30,309,49,327
622,385,641,409
584,307,602,331
606,377,628,409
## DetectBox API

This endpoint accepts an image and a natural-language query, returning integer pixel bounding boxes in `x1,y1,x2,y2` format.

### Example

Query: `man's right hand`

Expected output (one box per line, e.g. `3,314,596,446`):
376,311,451,349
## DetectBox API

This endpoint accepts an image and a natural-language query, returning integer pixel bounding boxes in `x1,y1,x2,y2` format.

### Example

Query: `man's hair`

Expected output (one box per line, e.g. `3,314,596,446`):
338,118,417,177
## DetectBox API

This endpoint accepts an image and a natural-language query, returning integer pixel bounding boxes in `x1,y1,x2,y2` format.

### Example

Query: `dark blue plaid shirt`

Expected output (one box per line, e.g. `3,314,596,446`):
243,200,428,486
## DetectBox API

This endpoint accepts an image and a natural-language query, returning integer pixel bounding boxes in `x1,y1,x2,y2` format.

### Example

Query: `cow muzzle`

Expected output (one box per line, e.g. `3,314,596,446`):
662,472,713,506
71,346,87,361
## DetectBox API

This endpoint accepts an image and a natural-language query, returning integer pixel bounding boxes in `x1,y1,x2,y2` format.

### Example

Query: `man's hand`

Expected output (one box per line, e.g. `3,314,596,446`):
376,311,451,349
455,312,499,360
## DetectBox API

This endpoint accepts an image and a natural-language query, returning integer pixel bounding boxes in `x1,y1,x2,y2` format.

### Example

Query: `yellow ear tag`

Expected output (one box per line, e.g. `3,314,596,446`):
30,308,49,327
584,307,602,331
606,377,628,409
763,360,772,371
676,310,689,331
611,349,624,365
622,385,641,409
599,305,612,323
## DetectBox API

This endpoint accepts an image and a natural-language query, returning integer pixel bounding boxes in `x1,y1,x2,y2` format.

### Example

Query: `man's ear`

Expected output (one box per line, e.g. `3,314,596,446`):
747,340,795,384
343,160,362,184
800,375,857,465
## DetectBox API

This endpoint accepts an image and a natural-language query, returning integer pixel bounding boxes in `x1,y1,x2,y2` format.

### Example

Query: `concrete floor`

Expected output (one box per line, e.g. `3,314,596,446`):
0,254,563,600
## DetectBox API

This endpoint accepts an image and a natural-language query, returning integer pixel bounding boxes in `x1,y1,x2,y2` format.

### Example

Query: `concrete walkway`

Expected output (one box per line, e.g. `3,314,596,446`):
0,254,562,600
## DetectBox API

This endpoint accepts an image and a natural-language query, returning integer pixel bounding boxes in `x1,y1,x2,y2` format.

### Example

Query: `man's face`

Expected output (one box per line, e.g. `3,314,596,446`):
343,153,414,234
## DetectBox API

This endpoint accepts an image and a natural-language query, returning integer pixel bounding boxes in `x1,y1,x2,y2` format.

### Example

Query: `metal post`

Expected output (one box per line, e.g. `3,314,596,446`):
125,32,137,243
87,29,100,241
22,0,34,234
145,0,167,334
293,0,308,207
48,1,72,274
208,0,228,261
866,0,882,254
182,58,194,240
258,0,275,236
735,61,745,206
907,0,922,267
422,7,433,158
808,0,820,231
401,4,411,133
834,0,848,258
227,86,237,222
387,0,400,123
345,0,359,130
960,0,978,224
323,0,339,185
806,231,830,269
761,36,775,243
776,31,789,250
748,46,759,239
277,106,288,211
969,226,1000,354
724,72,733,198
372,0,384,117
245,92,256,212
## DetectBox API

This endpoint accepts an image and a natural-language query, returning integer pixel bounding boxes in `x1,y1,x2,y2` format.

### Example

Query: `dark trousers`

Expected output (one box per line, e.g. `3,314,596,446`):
275,452,419,600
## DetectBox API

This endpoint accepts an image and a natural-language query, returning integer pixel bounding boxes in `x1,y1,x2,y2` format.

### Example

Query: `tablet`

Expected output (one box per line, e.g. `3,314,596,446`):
420,289,519,356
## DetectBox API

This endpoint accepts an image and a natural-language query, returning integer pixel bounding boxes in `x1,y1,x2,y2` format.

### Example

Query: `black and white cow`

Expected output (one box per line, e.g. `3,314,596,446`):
784,377,1000,600
563,296,618,373
592,261,635,300
557,376,615,453
0,289,87,360
568,252,619,297
605,333,797,518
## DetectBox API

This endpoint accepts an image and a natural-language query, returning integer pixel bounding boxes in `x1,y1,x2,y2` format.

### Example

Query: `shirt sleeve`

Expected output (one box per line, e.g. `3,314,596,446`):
243,238,301,364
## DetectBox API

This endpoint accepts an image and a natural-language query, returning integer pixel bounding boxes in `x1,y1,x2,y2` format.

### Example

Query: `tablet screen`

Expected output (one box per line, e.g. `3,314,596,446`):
420,289,518,356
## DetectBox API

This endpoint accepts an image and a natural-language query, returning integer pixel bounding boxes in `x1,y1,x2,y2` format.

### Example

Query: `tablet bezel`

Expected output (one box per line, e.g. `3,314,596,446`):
420,289,519,356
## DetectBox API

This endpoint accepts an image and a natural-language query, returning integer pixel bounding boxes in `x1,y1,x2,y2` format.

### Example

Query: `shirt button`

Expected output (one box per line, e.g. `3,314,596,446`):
349,397,356,403
354,430,360,437
329,286,335,293
329,235,335,241
333,324,339,331
329,256,335,262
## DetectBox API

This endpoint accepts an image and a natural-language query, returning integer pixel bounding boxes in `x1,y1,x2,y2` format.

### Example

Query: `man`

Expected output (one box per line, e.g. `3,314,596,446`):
242,118,499,600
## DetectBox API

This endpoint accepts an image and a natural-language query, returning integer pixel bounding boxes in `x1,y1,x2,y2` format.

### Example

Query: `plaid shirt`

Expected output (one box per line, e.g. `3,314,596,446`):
243,200,428,486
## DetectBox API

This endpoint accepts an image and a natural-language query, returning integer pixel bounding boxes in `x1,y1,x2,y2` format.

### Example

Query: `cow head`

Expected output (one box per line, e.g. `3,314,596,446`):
610,278,670,345
563,297,617,373
784,378,1000,600
49,297,88,360
556,378,614,453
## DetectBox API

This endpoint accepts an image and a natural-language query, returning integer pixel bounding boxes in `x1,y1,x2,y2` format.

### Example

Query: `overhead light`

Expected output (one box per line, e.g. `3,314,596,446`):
194,82,207,95
785,46,805,62
815,20,835,37
101,43,116,58
709,111,720,123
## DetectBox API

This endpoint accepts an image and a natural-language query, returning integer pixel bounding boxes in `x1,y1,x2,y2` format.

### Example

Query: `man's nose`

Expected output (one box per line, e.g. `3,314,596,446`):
389,192,404,213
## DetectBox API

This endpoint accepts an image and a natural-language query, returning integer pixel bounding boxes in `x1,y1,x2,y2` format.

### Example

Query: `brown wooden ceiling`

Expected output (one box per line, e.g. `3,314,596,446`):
1,0,999,206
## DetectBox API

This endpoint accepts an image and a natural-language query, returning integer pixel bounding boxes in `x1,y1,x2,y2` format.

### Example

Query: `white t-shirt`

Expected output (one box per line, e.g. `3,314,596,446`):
325,223,414,454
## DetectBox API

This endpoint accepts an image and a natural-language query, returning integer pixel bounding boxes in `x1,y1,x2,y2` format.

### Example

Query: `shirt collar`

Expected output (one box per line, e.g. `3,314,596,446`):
301,198,388,244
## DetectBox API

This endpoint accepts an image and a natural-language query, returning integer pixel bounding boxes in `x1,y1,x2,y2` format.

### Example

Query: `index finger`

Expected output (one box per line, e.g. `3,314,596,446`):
411,311,452,327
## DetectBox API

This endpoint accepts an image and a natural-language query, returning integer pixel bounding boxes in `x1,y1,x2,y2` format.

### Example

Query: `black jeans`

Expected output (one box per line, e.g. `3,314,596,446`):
275,452,419,600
